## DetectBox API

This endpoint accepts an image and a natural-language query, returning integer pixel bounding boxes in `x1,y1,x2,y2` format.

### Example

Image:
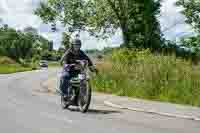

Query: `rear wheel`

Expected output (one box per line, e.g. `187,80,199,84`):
78,81,92,113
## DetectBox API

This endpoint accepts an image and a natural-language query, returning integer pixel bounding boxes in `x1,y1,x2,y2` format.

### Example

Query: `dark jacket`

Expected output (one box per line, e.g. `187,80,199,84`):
60,48,93,66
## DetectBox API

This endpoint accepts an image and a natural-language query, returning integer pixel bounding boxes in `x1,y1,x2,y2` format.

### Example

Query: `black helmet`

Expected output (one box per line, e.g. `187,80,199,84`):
71,39,82,46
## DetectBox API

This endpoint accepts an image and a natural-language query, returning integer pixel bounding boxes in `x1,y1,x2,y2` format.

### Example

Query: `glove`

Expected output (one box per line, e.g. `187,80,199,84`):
90,66,99,74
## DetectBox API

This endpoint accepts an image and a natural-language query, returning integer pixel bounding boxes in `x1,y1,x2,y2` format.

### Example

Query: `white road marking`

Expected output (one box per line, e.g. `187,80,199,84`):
104,101,200,121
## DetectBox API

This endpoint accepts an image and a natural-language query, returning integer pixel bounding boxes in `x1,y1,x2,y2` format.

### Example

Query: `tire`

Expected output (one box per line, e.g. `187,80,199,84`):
78,81,92,113
61,96,70,109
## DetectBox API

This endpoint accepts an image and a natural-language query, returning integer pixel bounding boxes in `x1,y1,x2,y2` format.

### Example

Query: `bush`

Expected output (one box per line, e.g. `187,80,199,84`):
0,56,16,64
19,58,30,67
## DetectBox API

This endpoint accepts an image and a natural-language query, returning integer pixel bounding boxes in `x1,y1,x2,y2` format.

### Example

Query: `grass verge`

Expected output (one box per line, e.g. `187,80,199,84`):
48,61,60,67
0,64,32,74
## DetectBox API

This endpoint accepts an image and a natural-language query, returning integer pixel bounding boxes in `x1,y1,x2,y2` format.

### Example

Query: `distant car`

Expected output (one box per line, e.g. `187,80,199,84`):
39,60,48,68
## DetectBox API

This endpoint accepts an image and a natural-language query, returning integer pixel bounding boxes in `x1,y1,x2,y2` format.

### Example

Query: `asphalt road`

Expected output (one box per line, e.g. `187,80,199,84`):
0,69,200,133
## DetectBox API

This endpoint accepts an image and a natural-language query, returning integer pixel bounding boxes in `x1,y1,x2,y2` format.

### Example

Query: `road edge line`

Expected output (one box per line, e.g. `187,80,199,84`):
104,101,200,121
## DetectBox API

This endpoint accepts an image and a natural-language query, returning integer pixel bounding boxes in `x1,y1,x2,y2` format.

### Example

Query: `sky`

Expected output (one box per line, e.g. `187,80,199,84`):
0,0,195,50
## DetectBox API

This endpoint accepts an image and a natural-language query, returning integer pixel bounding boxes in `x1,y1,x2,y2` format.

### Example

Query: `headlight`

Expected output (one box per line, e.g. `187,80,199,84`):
78,74,86,80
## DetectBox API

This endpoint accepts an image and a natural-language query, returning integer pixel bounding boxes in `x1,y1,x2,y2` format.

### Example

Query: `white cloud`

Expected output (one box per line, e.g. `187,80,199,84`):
0,0,42,29
0,0,40,14
0,0,10,14
0,0,196,50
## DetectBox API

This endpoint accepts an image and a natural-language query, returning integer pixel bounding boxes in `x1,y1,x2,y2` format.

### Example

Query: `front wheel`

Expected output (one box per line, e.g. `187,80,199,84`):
78,81,92,113
61,96,70,109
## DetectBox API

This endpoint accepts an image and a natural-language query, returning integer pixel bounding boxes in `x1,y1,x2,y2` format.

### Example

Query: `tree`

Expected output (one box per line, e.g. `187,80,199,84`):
4,24,8,29
127,0,162,48
0,25,52,62
176,0,200,33
49,41,54,51
57,46,65,59
23,26,38,35
180,35,200,48
176,0,200,56
35,0,162,48
0,18,3,27
0,28,35,60
61,32,70,50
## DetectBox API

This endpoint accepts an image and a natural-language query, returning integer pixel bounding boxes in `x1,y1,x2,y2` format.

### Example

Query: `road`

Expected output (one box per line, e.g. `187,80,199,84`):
0,69,199,133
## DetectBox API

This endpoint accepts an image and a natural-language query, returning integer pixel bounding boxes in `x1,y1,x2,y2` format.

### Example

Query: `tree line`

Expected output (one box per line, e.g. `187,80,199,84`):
0,23,56,63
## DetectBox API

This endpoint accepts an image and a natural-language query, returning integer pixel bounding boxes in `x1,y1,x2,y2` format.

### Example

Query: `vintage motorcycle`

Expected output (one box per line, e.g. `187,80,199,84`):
60,60,92,113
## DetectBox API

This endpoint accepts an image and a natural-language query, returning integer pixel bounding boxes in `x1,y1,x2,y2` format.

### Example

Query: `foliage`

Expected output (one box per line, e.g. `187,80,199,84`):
19,58,31,67
23,26,38,35
61,32,70,49
35,0,162,48
176,0,200,59
126,0,163,48
0,25,51,63
176,0,200,33
48,41,53,51
180,35,200,48
57,47,65,59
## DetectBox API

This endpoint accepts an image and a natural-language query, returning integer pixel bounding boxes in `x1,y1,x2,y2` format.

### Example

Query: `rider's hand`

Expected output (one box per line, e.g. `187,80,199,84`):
89,66,99,74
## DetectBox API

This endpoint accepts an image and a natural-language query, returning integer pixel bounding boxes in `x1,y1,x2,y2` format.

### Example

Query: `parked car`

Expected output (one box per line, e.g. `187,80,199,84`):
39,60,48,68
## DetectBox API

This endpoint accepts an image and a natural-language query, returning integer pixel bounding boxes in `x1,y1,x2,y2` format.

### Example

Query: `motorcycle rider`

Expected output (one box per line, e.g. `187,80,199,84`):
59,38,98,99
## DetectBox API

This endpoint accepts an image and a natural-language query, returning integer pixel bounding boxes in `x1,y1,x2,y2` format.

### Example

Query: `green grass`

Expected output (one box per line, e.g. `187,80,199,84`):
48,61,60,67
0,64,32,74
0,56,33,74
91,49,200,107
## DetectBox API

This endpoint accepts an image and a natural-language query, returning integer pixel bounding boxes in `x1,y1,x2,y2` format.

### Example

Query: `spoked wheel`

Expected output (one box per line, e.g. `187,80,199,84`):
61,96,70,109
78,81,92,113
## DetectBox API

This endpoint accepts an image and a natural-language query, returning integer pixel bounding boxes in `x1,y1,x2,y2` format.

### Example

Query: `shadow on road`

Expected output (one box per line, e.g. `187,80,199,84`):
68,108,121,115
88,109,121,115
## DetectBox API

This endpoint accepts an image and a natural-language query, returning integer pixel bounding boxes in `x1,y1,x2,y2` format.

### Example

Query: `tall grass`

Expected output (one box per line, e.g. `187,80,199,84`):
91,49,200,107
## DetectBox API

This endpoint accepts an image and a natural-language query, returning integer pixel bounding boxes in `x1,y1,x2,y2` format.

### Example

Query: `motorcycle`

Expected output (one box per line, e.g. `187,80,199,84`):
60,60,92,113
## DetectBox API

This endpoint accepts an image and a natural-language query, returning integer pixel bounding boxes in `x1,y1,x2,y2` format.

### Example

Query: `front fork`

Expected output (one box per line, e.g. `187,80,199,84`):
79,79,88,99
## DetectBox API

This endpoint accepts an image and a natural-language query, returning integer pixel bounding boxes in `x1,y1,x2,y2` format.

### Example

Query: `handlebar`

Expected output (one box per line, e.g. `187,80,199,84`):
63,60,88,71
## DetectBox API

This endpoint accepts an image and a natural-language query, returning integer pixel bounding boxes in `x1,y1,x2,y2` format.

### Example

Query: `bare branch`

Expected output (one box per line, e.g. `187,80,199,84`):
162,21,185,33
